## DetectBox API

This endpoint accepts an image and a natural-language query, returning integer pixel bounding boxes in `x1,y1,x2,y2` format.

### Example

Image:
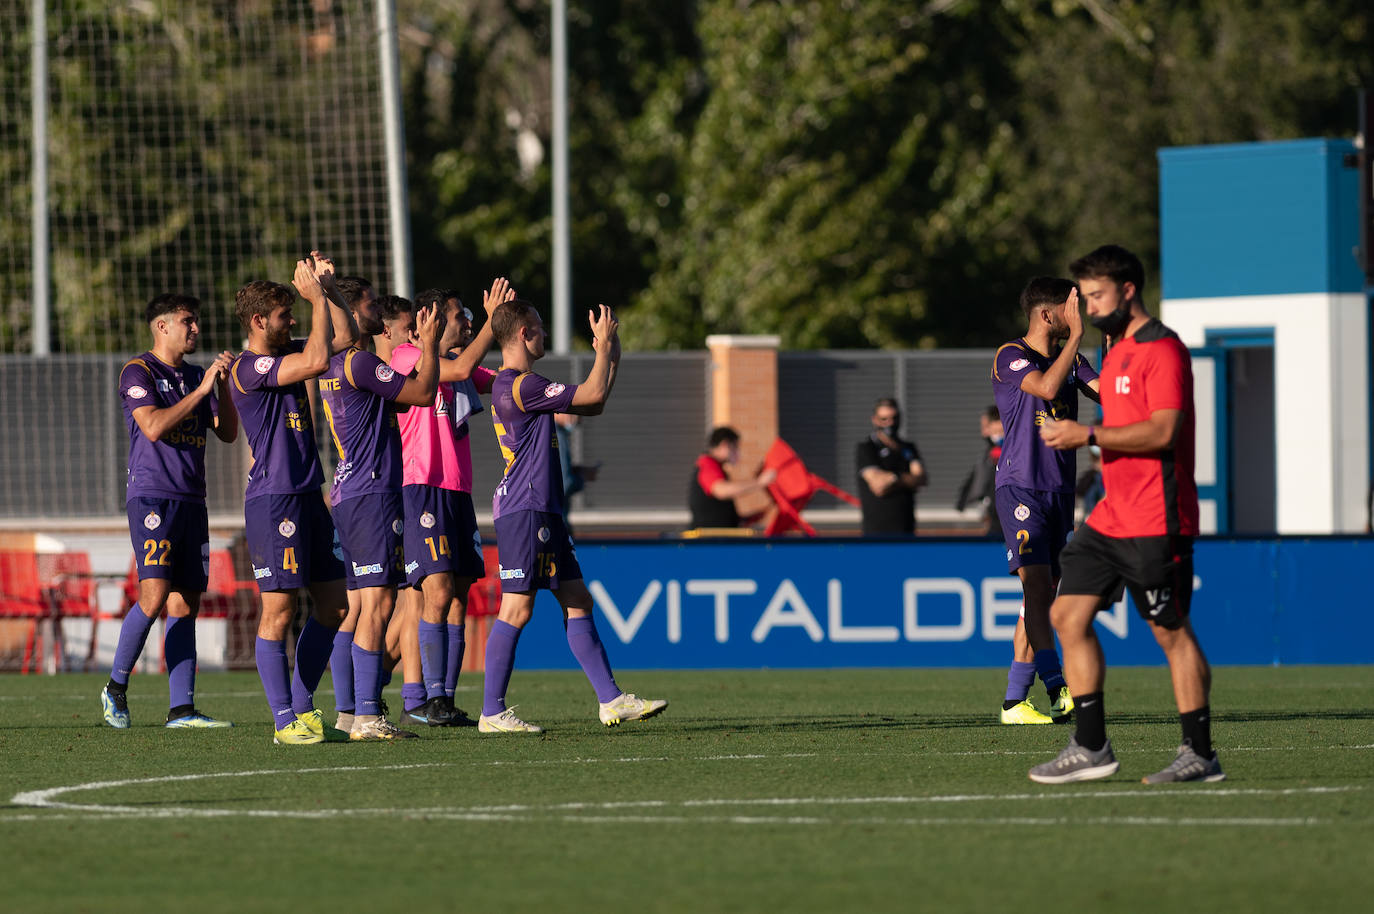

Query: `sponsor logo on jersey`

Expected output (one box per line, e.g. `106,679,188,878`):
405,560,419,574
375,363,396,383
499,565,526,580
543,383,566,398
352,561,384,576
254,356,274,375
143,511,161,530
253,565,272,580
1014,503,1030,522
1009,358,1030,371
155,379,172,392
278,519,297,538
128,385,149,399
420,512,436,529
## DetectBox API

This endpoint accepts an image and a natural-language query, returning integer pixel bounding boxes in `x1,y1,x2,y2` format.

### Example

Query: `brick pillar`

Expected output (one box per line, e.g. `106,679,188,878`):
706,335,780,519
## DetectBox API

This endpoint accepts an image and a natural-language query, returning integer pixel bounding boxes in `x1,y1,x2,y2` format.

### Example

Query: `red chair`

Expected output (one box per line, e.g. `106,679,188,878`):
760,438,861,536
0,550,56,674
84,557,139,672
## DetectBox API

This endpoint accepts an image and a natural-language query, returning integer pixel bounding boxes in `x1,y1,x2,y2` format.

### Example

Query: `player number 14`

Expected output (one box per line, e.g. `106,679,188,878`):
425,536,450,561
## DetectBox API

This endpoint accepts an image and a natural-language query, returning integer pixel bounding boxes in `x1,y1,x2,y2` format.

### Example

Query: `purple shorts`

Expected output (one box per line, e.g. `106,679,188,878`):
126,497,209,592
244,492,344,592
995,486,1076,577
402,485,485,588
333,491,406,590
492,510,582,593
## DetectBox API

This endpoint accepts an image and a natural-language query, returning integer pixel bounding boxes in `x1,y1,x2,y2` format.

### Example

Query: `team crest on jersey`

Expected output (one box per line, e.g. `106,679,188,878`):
543,383,565,398
1009,359,1030,371
254,356,274,375
420,512,436,529
537,526,551,543
143,511,161,530
278,519,297,538
375,364,396,383
1014,504,1030,522
128,385,149,399
392,518,404,535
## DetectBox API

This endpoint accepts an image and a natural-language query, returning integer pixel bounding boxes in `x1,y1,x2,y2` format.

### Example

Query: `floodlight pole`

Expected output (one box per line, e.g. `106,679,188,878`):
552,0,571,354
31,0,50,356
377,0,412,297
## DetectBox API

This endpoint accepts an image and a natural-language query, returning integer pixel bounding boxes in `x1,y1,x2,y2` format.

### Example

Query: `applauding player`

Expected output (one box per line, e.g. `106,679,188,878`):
103,294,239,729
479,300,667,733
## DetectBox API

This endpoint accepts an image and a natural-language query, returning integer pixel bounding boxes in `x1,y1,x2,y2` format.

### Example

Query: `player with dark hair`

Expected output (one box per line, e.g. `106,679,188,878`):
389,280,508,727
1030,244,1220,784
318,288,443,740
688,426,777,529
102,294,239,729
991,277,1100,724
229,254,358,745
478,299,667,733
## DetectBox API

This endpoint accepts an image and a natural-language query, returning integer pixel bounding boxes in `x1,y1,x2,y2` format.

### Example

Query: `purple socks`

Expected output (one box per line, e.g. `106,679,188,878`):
481,619,522,717
1004,660,1035,703
331,629,355,712
1033,649,1068,694
163,615,196,710
352,645,383,717
419,620,447,701
255,636,295,730
110,602,156,686
445,623,466,699
290,616,336,715
566,615,620,703
401,680,426,711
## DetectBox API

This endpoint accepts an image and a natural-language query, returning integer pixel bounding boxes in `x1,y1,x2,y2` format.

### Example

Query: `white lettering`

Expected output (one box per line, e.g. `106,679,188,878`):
903,578,976,641
980,577,1024,640
685,579,757,643
589,579,661,643
827,579,899,642
1096,597,1129,639
666,580,682,643
751,579,824,643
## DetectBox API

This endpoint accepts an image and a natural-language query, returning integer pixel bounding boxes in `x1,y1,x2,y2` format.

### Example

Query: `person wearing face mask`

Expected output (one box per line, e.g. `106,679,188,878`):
991,277,1101,725
855,398,928,536
955,405,1005,540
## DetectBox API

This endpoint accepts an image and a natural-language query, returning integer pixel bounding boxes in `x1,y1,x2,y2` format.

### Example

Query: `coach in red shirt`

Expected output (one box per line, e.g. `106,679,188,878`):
1027,245,1223,786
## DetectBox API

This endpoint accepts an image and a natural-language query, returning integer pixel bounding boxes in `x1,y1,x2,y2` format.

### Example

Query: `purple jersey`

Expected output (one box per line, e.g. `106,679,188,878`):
489,368,578,519
230,341,324,498
118,352,216,502
319,348,407,506
991,339,1099,494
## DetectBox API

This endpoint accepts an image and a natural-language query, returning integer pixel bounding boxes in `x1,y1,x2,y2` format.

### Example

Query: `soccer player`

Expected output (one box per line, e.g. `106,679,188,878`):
102,294,239,729
991,277,1100,724
479,299,667,733
1029,245,1221,784
318,288,443,740
390,281,508,727
229,254,358,745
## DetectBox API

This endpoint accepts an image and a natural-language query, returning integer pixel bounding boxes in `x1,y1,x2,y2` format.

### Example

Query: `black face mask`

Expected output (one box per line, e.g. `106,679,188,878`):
1089,303,1132,337
876,421,898,436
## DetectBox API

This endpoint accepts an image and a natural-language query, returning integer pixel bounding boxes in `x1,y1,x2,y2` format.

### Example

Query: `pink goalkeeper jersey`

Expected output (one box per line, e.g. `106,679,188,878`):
390,343,494,493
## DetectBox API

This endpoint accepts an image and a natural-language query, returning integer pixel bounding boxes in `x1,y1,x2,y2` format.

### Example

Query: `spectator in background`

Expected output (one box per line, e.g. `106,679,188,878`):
856,397,927,536
555,413,600,530
688,426,777,529
955,405,1004,540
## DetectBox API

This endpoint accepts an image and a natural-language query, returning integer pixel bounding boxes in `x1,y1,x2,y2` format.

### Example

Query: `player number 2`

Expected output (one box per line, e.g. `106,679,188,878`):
425,536,450,561
282,547,298,573
142,539,171,566
1016,530,1031,555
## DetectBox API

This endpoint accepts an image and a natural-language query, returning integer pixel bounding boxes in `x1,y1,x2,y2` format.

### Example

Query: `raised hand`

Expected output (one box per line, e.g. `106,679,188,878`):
309,250,338,290
483,277,515,316
415,303,440,346
199,351,236,393
1064,286,1083,339
292,258,325,303
588,304,618,351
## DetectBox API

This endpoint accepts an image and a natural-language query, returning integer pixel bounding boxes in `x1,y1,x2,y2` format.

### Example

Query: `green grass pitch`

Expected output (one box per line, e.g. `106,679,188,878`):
1,666,1371,913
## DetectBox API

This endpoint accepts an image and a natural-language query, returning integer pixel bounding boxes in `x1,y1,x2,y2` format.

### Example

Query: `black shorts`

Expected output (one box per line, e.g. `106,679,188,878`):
1058,524,1194,629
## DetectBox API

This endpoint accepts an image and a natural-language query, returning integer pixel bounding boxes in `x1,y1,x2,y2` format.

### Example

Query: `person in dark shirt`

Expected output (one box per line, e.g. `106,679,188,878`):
955,405,1004,540
687,427,777,530
855,398,927,535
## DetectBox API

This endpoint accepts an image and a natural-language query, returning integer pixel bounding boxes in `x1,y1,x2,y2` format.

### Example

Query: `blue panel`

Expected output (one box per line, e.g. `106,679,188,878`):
1159,139,1361,298
503,537,1362,670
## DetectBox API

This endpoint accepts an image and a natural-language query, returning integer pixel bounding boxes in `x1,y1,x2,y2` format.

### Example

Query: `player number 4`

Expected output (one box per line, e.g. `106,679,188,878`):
282,547,298,573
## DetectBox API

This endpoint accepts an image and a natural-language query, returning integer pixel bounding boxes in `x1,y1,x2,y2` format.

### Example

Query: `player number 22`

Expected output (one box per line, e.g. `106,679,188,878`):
1016,530,1031,555
142,539,171,566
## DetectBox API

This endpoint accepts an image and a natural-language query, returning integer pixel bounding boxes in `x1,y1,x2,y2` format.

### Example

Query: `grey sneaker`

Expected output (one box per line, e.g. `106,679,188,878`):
1028,736,1120,784
335,711,355,733
349,714,418,741
1142,745,1225,784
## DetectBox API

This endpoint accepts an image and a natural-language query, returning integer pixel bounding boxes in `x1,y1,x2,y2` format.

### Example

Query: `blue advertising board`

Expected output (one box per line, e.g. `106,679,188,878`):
505,537,1373,669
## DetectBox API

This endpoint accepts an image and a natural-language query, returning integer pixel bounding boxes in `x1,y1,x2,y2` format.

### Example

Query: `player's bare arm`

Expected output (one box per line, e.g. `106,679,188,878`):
210,350,239,442
310,251,361,353
900,458,928,489
271,258,333,385
1020,288,1084,401
860,466,901,497
566,305,619,415
709,467,778,500
130,350,235,442
393,304,442,407
440,276,512,383
1041,408,1184,453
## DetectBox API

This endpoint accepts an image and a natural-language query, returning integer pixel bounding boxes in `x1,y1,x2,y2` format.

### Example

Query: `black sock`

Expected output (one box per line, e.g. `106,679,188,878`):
1180,706,1213,758
105,679,125,695
1074,692,1107,751
1003,699,1021,711
167,704,194,720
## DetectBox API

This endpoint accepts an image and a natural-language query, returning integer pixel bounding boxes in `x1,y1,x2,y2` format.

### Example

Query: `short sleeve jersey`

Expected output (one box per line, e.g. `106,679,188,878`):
318,347,408,506
1087,320,1199,538
489,368,578,519
991,340,1099,494
229,342,324,499
118,352,215,502
855,434,923,534
391,344,495,493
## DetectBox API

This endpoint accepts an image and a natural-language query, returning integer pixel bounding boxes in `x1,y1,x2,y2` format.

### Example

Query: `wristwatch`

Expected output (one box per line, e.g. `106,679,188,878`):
1087,427,1098,447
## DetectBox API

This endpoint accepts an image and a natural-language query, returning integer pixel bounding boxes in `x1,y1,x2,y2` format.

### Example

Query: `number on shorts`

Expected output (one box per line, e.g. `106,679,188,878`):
142,538,171,566
536,554,557,578
425,535,450,561
282,546,298,573
1016,529,1031,555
